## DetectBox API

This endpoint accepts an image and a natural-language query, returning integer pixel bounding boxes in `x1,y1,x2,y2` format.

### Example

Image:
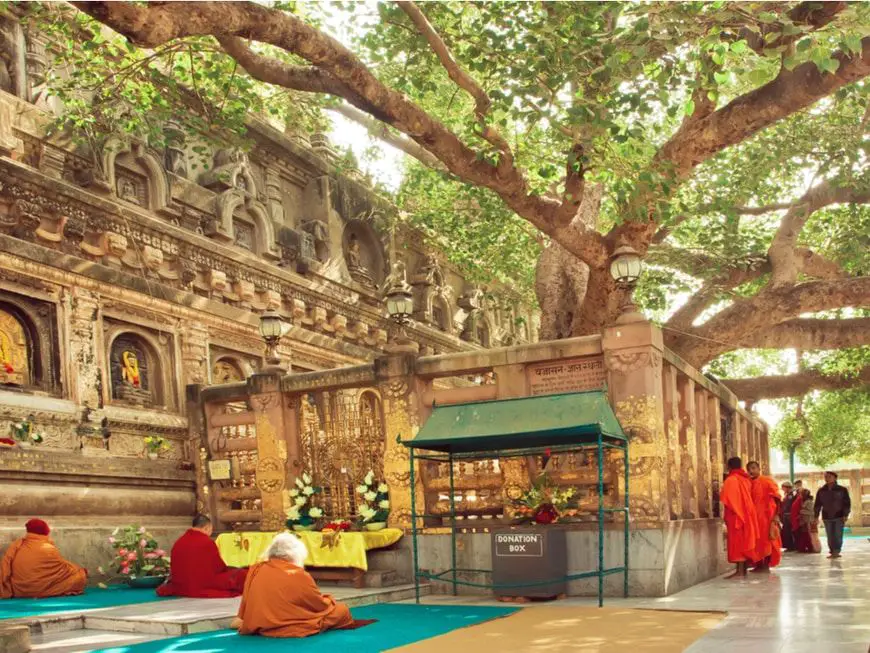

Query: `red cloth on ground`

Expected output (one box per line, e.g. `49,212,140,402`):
156,529,248,598
721,469,759,564
790,494,803,532
750,475,782,568
25,519,50,536
795,527,813,553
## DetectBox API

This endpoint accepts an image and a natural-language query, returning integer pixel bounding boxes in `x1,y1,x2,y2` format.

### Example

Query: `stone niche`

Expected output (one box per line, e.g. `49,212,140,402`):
104,320,176,411
0,290,60,394
342,220,386,289
210,347,256,384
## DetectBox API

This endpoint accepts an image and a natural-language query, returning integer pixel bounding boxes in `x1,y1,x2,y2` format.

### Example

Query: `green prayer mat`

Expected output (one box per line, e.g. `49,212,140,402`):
94,604,518,653
0,586,174,620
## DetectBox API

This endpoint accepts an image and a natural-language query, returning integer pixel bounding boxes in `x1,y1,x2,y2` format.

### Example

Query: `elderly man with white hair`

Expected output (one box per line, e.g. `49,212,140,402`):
232,532,355,638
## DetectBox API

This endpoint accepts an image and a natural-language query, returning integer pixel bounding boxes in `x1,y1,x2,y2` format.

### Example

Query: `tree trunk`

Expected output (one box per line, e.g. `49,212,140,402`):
535,185,625,340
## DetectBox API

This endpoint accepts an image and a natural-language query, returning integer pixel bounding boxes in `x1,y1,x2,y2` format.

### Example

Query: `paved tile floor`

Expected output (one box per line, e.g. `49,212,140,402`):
409,538,870,652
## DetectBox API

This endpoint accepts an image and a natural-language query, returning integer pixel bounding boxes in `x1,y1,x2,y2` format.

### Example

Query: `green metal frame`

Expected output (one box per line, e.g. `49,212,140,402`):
407,436,629,608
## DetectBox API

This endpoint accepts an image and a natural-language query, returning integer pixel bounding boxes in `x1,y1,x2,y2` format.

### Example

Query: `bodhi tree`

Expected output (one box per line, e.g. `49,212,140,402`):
29,1,870,401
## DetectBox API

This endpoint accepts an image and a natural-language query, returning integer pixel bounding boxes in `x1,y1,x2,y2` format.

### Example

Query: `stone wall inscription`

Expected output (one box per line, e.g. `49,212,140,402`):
526,356,606,396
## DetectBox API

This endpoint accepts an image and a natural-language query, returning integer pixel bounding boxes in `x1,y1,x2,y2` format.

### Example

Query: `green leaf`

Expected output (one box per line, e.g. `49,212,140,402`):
683,98,695,116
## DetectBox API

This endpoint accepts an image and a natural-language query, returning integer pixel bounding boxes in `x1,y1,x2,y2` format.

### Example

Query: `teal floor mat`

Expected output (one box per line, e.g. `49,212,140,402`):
0,585,174,620
95,603,518,653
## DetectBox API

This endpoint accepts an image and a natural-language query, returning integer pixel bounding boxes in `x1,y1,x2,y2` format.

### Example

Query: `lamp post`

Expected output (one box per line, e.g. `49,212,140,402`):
258,308,289,372
609,244,644,324
384,264,418,354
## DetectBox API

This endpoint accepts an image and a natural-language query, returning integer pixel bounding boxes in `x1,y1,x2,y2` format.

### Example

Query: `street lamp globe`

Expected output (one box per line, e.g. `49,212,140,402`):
609,245,643,284
386,285,414,323
258,309,285,340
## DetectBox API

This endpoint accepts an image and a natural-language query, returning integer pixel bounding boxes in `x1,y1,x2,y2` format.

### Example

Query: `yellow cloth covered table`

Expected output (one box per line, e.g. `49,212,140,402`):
215,529,403,571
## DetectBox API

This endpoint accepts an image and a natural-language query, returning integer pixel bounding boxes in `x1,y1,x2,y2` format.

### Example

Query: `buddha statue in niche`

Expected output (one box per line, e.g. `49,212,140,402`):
345,233,374,287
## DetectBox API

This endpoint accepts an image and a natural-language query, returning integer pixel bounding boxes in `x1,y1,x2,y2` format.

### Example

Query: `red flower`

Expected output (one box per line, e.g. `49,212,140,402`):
533,503,559,525
3,363,13,374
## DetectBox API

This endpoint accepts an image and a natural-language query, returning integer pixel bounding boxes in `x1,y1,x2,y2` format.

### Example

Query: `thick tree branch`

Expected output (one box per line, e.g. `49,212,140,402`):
396,1,512,161
330,104,446,171
218,36,446,169
673,276,870,366
724,365,870,402
735,318,870,350
395,2,487,116
618,35,870,257
740,2,847,54
768,180,870,285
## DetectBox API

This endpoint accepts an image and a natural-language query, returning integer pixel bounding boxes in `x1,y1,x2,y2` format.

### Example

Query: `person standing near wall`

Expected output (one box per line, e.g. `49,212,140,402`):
814,471,851,559
721,457,759,579
780,482,796,551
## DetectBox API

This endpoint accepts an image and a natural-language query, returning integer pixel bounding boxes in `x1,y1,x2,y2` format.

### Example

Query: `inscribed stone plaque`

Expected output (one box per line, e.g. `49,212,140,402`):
526,356,606,396
208,459,231,481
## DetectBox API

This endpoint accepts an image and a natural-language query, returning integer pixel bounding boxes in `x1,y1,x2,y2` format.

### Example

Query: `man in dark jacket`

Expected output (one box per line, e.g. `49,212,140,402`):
814,471,851,558
779,482,796,551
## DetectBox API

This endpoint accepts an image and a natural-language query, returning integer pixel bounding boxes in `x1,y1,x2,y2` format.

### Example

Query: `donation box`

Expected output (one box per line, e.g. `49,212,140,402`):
491,528,567,598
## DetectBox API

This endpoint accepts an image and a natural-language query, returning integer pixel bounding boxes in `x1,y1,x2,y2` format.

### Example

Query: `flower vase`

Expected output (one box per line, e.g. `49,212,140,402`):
292,524,316,532
147,452,158,460
127,575,166,589
365,522,387,532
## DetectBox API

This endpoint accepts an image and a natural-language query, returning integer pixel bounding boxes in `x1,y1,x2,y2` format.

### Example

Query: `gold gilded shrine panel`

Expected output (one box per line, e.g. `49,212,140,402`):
0,308,29,385
297,389,385,520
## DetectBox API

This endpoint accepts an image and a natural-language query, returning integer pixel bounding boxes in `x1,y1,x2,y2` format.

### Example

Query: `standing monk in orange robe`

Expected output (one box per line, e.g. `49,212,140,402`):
747,461,782,571
157,515,247,598
0,519,88,598
234,533,355,638
720,457,759,578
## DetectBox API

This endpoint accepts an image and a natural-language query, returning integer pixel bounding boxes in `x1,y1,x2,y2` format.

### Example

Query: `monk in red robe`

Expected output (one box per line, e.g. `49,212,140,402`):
720,457,759,578
0,519,87,598
747,461,782,572
157,515,247,598
234,533,354,638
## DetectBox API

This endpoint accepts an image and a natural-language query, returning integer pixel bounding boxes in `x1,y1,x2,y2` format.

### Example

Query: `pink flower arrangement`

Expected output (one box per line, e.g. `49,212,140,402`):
102,525,170,581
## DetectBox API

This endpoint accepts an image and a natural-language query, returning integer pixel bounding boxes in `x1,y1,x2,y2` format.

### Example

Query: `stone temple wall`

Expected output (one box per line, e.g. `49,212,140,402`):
0,8,535,571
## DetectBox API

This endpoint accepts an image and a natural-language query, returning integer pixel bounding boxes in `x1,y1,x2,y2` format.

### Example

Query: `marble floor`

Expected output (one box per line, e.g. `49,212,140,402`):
23,540,870,652
407,537,870,652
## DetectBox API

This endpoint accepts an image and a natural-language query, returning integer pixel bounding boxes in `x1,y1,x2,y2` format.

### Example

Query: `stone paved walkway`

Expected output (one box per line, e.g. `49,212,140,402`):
409,537,870,652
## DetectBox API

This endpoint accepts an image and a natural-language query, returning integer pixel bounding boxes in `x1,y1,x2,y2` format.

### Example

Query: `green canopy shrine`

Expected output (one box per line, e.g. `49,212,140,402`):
403,390,630,607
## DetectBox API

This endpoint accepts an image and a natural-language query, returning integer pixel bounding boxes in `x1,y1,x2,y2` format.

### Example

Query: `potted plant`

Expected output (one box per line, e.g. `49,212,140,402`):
511,473,577,525
10,416,44,449
356,470,389,531
143,436,169,460
102,525,170,588
285,471,323,531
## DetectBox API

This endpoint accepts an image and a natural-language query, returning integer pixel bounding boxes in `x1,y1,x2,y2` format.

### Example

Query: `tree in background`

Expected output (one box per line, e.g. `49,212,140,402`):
21,2,870,412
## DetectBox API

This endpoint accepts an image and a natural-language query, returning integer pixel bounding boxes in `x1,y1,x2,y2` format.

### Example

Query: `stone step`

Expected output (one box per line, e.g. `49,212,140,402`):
27,629,163,653
22,582,431,639
0,624,30,653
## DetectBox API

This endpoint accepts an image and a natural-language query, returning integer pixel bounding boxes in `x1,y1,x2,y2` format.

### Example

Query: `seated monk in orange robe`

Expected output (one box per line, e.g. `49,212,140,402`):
0,519,87,598
747,461,782,571
720,457,759,578
156,515,247,598
234,533,354,638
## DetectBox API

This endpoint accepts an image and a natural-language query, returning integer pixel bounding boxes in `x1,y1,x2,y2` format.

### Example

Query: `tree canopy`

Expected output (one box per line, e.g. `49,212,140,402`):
22,1,870,449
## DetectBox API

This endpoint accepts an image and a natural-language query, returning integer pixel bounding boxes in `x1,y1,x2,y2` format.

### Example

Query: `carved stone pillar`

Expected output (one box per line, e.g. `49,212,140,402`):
662,365,682,520
249,374,289,532
375,353,425,530
677,376,698,519
180,323,209,387
264,166,285,226
602,321,668,525
66,288,102,409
